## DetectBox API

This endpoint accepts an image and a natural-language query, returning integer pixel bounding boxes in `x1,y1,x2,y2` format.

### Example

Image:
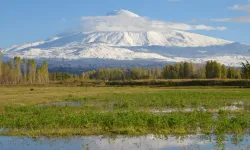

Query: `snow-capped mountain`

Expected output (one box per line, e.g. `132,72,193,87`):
2,10,250,69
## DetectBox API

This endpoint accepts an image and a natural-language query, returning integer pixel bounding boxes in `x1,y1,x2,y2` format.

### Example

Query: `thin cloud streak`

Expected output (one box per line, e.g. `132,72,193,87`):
212,2,250,23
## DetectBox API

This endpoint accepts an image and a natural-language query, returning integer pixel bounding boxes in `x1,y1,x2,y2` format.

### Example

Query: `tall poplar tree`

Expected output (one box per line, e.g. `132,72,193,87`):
8,60,14,84
28,59,37,84
22,58,27,82
221,65,227,79
241,61,250,79
14,57,22,83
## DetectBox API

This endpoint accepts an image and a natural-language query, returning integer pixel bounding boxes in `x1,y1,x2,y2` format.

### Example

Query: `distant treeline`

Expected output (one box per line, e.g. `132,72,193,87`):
1,51,250,84
81,61,250,81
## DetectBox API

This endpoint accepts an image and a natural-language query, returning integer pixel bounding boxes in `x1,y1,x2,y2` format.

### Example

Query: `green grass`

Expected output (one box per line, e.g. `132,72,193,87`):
3,86,250,112
66,88,250,109
0,86,164,112
1,86,250,136
1,106,250,136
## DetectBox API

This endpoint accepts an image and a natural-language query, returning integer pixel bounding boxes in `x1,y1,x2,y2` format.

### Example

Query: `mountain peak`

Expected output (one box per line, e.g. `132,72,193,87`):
106,9,140,17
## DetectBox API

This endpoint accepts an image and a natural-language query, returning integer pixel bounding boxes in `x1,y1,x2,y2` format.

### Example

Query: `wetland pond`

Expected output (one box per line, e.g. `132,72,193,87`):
3,87,250,149
1,134,250,150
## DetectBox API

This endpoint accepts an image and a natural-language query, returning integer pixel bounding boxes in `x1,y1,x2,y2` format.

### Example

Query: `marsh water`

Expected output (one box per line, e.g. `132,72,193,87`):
3,101,250,149
38,101,247,112
1,134,250,150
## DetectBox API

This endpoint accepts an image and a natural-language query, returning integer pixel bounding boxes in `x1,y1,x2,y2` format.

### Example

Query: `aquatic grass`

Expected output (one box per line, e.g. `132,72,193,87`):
1,106,250,136
65,89,250,109
1,86,250,112
1,86,250,136
215,113,250,134
0,86,169,112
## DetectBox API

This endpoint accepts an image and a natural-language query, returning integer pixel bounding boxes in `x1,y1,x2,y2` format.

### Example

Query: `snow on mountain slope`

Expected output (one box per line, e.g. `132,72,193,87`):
4,41,45,52
3,36,62,52
2,9,250,68
8,43,172,61
3,30,232,53
77,44,172,60
80,31,231,47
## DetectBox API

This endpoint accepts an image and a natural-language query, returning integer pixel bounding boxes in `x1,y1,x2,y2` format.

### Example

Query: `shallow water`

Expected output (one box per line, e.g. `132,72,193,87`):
38,101,248,113
0,128,8,133
39,101,84,107
1,134,250,150
149,105,243,113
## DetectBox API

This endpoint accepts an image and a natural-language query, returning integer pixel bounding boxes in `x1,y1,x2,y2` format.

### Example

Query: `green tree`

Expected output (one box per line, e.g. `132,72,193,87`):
162,65,171,79
174,63,180,79
8,60,14,84
37,60,49,84
153,67,162,79
197,68,206,79
205,61,222,79
179,62,185,79
22,58,27,82
205,61,213,78
221,65,227,79
28,59,37,84
227,67,241,79
14,57,22,83
183,62,193,78
241,61,250,79
213,61,221,78
184,62,189,78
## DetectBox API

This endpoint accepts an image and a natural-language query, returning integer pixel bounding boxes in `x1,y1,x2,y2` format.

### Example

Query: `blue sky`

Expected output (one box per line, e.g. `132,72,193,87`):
1,0,250,48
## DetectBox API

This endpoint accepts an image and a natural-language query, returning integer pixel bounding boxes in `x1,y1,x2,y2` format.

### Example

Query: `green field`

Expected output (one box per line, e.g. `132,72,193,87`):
1,86,250,136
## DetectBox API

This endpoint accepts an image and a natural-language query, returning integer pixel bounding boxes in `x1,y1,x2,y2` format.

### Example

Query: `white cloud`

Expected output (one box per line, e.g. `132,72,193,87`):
229,4,250,12
212,16,250,23
228,16,250,22
80,10,227,32
211,18,231,22
212,3,250,22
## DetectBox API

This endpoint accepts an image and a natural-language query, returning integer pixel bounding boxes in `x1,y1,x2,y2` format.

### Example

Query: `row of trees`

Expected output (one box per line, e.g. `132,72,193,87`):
0,53,49,84
81,61,249,81
49,72,80,81
82,68,162,81
205,61,241,79
162,62,195,79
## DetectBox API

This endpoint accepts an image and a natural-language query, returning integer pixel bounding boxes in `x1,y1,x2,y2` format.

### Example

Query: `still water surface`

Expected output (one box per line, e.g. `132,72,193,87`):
1,134,250,150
